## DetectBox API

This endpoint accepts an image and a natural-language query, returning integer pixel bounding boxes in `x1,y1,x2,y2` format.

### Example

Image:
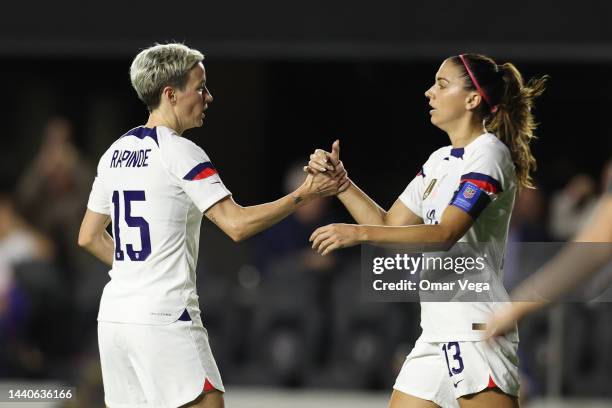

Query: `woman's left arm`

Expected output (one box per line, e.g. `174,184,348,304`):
310,205,474,255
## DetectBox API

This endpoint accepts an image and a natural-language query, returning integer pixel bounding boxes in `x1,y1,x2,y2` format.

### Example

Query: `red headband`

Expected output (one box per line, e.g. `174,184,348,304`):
458,54,498,113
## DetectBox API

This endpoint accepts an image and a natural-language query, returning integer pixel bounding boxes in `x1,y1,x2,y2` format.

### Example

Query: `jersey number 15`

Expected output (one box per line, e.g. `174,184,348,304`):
111,190,151,262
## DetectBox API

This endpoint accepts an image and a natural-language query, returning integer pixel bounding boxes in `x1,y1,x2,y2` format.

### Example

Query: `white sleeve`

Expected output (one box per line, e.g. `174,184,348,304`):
398,149,442,217
161,138,231,213
87,159,111,215
399,168,426,217
457,146,508,199
449,145,511,218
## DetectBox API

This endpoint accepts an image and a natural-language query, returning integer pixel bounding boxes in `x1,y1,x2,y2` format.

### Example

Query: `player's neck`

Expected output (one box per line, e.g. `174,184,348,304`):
447,118,486,148
145,110,183,135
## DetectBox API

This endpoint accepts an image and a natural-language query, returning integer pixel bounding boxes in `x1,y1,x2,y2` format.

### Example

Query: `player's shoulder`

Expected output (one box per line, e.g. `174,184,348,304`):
470,133,511,157
155,127,216,180
101,126,159,153
111,125,162,149
157,127,208,160
426,145,452,164
97,125,156,158
463,133,516,191
466,133,512,163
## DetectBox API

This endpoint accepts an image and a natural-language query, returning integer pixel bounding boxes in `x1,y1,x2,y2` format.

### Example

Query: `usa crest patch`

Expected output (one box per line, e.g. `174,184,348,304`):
450,181,491,219
462,185,477,199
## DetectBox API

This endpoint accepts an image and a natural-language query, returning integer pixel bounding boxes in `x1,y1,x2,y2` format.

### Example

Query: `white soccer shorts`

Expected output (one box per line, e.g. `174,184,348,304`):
98,312,224,408
393,335,519,408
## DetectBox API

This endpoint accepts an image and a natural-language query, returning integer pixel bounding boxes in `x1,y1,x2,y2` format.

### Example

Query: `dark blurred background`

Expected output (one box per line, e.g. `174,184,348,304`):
1,1,611,406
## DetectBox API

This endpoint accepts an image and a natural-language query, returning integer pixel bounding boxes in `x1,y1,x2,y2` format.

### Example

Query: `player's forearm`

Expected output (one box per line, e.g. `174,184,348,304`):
511,198,612,303
208,173,343,242
80,231,115,266
337,181,388,225
511,242,612,303
510,301,546,319
358,223,457,250
233,189,311,241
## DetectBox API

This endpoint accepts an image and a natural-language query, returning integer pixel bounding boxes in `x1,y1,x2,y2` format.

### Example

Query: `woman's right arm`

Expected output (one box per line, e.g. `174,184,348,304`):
337,182,422,226
308,141,423,226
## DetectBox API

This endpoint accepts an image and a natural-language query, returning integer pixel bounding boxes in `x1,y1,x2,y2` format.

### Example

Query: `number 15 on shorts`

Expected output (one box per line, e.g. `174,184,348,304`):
442,342,464,377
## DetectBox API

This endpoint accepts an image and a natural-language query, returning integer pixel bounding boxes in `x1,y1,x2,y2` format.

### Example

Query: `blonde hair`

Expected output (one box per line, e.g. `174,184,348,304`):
130,43,204,111
451,54,548,188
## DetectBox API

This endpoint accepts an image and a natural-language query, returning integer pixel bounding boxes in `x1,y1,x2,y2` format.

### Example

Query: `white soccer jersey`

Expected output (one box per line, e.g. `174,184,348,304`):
87,125,231,325
399,133,518,342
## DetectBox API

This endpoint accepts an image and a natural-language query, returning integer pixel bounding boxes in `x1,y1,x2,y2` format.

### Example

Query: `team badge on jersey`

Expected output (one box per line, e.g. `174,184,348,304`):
450,181,491,219
462,184,477,199
423,179,437,200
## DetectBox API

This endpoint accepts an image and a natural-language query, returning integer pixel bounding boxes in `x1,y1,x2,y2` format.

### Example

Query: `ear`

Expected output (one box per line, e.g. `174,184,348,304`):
465,91,482,111
161,86,177,105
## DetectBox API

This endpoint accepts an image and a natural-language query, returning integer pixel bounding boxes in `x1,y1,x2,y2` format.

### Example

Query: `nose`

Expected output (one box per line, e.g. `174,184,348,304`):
204,87,213,104
425,86,433,100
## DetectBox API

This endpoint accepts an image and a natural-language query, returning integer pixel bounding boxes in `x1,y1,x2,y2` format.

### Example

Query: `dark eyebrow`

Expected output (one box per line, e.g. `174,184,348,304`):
436,77,449,83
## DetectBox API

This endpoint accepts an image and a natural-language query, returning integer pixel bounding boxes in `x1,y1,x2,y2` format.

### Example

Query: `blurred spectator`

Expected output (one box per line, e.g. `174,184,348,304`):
12,117,105,379
0,190,54,265
502,187,552,401
549,174,598,240
0,186,55,376
16,117,93,262
242,163,343,385
505,187,551,291
255,163,340,274
15,116,104,329
601,158,612,196
0,185,55,305
510,187,551,242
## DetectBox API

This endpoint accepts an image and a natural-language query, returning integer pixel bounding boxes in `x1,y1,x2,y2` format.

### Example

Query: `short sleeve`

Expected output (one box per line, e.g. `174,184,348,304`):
87,162,111,215
161,137,231,213
449,146,509,219
399,167,427,217
398,148,445,217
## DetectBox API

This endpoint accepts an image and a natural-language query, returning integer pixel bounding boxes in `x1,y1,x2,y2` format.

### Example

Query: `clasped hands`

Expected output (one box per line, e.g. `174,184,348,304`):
304,140,363,255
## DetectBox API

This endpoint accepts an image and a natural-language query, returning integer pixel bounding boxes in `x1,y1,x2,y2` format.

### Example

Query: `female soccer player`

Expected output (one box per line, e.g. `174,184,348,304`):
307,54,547,407
78,43,346,408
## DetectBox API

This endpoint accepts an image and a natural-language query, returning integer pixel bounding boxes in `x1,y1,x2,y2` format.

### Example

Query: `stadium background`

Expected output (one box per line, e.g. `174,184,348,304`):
1,1,611,406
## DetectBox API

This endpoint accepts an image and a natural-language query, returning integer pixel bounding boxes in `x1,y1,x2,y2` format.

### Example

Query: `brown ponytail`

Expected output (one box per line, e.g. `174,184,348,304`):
451,54,548,188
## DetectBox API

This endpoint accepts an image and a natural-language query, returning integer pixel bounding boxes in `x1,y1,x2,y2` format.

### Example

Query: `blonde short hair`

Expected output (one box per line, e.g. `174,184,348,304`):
130,43,204,111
